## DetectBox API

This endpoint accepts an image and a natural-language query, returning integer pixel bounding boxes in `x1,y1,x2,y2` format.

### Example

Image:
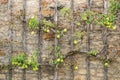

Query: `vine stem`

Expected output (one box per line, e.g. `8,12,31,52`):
8,0,13,80
53,0,59,80
103,0,108,80
22,0,27,80
70,0,74,80
38,0,42,80
86,0,91,80
86,24,91,80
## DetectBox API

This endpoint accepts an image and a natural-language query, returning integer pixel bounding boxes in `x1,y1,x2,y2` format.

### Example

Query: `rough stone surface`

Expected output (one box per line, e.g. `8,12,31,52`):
0,0,120,80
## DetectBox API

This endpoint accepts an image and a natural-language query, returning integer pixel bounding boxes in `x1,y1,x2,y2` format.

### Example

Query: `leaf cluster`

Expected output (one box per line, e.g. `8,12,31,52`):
109,0,120,15
88,50,99,56
52,46,65,65
60,7,71,18
29,17,55,33
12,50,40,71
96,14,117,29
29,17,39,29
81,10,95,24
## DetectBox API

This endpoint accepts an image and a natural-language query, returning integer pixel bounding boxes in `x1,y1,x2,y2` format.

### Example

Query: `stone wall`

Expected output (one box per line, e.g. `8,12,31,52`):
0,0,120,80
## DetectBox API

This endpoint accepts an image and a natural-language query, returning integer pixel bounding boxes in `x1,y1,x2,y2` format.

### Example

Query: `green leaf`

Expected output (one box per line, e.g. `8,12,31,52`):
60,7,71,17
43,19,55,28
29,17,39,29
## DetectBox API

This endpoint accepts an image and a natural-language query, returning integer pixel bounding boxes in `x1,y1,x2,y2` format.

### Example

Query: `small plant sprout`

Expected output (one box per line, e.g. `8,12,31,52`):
77,31,82,38
29,16,39,29
88,50,99,56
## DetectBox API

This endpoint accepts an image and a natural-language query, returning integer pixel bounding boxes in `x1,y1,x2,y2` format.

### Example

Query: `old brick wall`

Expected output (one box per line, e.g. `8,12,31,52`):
0,0,120,80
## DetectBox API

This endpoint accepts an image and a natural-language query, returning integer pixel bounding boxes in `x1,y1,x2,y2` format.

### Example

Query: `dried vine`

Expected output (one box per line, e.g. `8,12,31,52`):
53,0,59,80
8,0,13,80
70,0,74,80
103,0,108,80
22,0,27,80
38,0,42,79
86,0,91,80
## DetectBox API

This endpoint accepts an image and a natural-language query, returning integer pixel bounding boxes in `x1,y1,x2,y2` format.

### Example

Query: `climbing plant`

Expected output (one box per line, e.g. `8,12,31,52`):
1,0,120,80
9,0,119,76
12,50,40,71
109,0,120,15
